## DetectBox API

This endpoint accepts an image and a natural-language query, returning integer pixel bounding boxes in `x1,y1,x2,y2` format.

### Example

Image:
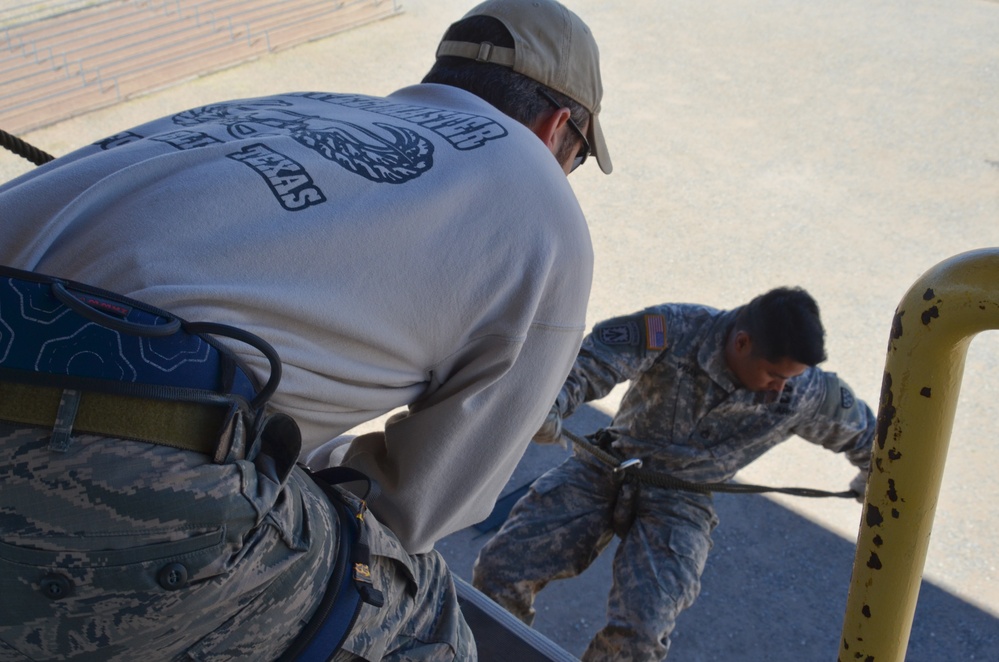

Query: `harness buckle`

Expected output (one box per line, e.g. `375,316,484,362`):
613,458,643,474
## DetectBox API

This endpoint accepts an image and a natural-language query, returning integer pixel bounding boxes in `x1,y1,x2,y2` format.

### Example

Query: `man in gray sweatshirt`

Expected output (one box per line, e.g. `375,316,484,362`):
0,1,612,659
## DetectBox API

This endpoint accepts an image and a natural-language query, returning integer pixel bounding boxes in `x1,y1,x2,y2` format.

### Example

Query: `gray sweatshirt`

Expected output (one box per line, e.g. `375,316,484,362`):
0,84,593,552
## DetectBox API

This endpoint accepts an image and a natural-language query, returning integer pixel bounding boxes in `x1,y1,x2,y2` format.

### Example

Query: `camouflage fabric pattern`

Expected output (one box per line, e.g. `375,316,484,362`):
0,415,474,662
334,482,475,661
558,303,875,482
475,303,876,660
473,456,716,661
0,416,334,661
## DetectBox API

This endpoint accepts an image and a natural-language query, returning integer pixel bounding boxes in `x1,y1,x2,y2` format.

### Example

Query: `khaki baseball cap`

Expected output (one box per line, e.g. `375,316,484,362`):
436,0,612,174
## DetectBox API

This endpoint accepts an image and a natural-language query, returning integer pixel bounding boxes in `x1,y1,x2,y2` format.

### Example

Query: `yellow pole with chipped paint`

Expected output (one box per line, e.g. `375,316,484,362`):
839,248,999,661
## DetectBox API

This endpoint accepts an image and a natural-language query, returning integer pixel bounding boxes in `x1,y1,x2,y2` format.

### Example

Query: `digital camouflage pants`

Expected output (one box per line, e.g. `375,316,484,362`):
472,454,718,662
0,419,473,661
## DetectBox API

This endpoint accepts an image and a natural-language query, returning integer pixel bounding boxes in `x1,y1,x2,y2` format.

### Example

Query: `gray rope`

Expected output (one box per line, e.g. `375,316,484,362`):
564,429,855,499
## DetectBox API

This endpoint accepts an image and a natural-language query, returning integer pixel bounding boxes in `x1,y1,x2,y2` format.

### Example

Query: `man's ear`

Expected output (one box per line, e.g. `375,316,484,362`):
734,330,753,354
531,107,572,153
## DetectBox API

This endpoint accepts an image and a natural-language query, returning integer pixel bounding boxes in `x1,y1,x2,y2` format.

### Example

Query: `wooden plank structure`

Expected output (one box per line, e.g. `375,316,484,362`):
0,0,402,134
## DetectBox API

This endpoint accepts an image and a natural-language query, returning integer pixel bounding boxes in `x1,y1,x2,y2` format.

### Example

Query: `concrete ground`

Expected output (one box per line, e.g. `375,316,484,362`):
3,1,998,659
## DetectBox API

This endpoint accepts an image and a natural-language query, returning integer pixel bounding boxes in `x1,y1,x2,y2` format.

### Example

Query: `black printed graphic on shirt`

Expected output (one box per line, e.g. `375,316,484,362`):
226,143,326,211
91,95,505,211
296,92,508,150
96,132,144,150
172,99,432,183
150,130,223,150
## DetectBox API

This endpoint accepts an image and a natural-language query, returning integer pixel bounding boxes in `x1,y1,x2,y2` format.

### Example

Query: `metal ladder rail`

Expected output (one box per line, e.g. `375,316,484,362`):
839,247,999,662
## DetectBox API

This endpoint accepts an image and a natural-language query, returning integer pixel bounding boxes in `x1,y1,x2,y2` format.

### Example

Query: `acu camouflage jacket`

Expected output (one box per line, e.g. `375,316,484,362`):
557,303,876,483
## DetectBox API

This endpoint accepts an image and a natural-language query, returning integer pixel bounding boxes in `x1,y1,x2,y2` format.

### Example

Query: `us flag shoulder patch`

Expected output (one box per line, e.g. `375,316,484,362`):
645,314,666,351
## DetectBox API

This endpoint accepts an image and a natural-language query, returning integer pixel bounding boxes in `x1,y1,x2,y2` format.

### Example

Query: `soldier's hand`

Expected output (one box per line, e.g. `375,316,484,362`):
849,469,868,503
532,406,565,448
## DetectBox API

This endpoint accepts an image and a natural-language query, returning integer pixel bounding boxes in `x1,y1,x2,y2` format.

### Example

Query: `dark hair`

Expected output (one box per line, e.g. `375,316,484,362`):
423,14,588,160
734,287,827,366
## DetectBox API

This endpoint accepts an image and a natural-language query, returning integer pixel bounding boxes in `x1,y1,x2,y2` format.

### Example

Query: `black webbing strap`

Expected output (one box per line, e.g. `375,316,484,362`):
564,429,855,499
277,467,384,662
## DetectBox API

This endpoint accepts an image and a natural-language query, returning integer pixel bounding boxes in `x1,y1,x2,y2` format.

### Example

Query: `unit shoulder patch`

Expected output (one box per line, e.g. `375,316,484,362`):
819,372,857,418
596,320,640,346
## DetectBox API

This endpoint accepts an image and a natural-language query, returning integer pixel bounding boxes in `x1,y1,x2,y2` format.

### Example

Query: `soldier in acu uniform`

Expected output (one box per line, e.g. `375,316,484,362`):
472,287,875,661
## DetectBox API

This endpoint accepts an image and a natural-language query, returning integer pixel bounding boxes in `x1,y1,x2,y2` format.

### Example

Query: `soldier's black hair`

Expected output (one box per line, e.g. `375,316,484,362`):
422,15,588,164
735,287,827,366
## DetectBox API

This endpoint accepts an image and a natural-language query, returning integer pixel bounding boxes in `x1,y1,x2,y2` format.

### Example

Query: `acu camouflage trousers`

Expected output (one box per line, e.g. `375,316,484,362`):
472,454,719,662
0,418,473,661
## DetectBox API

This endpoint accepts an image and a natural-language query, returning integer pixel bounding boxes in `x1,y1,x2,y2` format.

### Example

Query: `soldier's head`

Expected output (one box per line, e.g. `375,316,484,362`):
725,287,827,394
423,0,611,176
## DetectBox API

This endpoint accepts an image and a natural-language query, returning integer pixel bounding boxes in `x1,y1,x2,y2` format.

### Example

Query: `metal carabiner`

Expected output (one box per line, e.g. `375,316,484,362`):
613,458,644,475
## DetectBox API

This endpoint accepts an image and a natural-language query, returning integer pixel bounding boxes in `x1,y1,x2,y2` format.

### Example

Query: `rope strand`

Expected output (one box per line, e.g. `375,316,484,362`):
1,128,55,166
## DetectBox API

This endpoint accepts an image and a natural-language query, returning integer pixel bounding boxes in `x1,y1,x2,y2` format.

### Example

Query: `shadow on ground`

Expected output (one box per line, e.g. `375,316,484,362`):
438,405,999,661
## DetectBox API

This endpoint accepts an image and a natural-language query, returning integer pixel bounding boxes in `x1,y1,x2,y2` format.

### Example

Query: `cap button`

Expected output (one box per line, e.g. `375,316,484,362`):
157,563,189,591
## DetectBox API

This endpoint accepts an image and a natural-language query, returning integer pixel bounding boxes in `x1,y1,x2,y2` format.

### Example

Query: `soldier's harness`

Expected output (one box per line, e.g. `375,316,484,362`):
0,265,379,661
565,429,857,499
2,131,386,659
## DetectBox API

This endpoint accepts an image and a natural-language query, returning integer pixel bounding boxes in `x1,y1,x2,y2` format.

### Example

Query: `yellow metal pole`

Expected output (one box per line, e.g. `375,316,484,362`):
839,248,999,662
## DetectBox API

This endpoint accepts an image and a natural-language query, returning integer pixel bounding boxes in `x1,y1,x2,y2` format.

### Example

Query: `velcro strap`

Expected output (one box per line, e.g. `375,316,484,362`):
0,381,225,455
